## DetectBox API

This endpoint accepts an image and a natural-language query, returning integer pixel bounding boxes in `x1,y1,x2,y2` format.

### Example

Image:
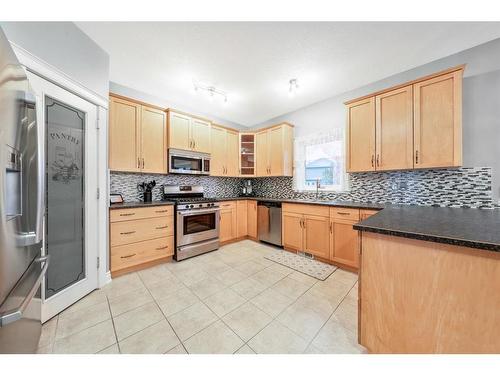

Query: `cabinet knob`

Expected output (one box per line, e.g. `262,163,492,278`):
415,150,419,164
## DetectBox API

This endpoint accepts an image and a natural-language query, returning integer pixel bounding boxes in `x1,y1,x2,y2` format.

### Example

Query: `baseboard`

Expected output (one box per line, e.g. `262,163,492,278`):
110,256,173,278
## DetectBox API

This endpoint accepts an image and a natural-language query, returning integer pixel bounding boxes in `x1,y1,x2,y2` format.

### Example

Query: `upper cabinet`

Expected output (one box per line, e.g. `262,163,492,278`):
240,133,256,177
210,125,239,177
255,123,294,177
346,66,463,173
168,110,211,153
109,95,167,173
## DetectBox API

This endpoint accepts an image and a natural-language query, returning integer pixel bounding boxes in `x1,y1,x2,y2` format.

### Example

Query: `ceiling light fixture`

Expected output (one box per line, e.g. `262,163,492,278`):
288,78,299,96
193,81,228,104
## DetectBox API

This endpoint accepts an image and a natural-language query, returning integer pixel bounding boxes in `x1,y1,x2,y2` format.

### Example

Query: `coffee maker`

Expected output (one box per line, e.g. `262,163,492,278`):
240,179,254,197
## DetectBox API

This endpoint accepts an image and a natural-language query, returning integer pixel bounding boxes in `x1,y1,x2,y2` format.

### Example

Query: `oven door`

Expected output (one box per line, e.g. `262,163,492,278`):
176,209,220,247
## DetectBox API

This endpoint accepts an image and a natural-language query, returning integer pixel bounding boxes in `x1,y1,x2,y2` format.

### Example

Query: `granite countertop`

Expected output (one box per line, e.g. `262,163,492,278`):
353,205,500,252
109,200,175,210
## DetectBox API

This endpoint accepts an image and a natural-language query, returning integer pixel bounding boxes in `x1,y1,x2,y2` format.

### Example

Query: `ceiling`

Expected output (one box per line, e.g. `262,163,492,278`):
76,22,500,127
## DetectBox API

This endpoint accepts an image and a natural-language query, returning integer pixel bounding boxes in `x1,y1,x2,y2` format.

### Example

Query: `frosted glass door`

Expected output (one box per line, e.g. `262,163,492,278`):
44,97,85,298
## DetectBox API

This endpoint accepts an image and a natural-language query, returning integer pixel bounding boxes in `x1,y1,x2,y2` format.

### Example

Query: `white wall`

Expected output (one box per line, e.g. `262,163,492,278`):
110,81,246,131
0,22,110,99
253,38,500,201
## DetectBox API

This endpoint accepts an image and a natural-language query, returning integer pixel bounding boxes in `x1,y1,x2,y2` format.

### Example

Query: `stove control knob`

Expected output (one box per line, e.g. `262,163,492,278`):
199,204,203,208
189,204,194,208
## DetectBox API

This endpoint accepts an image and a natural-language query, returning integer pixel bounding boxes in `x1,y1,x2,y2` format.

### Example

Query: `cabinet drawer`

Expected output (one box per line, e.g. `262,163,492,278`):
110,216,174,246
282,203,329,217
330,207,360,222
111,236,174,272
110,205,173,222
219,200,237,209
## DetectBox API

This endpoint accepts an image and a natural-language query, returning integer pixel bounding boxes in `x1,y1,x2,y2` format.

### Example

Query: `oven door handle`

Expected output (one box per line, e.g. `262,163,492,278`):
177,208,220,216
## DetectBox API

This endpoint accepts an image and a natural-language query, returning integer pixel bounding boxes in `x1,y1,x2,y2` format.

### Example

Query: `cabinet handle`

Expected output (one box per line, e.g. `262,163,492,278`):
415,150,419,164
137,157,141,168
119,231,136,235
155,225,169,230
119,213,135,217
371,154,374,168
329,221,333,233
337,212,350,216
155,209,170,213
120,253,136,259
155,246,168,250
376,154,380,167
193,140,196,149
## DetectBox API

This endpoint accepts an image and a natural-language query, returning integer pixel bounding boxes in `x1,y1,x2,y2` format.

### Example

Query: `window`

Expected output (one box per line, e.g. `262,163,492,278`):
293,129,348,192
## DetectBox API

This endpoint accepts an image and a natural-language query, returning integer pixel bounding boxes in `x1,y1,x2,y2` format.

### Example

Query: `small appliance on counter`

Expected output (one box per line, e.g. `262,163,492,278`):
137,180,156,202
240,179,254,197
162,185,220,261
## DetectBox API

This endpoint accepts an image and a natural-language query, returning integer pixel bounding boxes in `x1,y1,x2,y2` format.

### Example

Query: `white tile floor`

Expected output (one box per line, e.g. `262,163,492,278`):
37,240,366,354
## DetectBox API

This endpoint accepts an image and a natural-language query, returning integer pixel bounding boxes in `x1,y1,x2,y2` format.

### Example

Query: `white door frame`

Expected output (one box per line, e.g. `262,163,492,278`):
10,43,111,305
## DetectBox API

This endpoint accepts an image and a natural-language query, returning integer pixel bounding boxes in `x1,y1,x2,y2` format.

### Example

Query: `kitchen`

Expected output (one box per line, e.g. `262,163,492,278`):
0,7,500,372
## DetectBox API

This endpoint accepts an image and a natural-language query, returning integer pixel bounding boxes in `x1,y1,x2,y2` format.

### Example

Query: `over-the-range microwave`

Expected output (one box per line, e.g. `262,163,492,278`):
168,148,210,175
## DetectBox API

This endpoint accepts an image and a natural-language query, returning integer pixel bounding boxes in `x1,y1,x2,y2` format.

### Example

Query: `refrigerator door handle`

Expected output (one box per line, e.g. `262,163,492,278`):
0,255,50,327
34,112,45,244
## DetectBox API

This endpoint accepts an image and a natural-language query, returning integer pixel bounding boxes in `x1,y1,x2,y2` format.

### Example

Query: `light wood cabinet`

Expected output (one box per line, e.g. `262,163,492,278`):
240,133,256,176
109,95,167,173
236,200,248,238
346,66,463,173
330,222,359,269
303,214,330,259
413,70,462,169
255,123,293,177
168,110,211,153
219,201,237,243
210,125,239,177
282,211,304,251
110,205,174,277
247,200,257,239
375,85,413,171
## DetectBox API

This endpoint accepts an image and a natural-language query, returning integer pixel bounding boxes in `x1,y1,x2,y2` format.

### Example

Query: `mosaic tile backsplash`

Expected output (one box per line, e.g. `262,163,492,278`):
110,167,494,209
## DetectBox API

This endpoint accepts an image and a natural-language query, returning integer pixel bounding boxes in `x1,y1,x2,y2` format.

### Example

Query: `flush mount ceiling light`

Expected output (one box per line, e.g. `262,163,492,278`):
288,78,299,96
193,81,228,104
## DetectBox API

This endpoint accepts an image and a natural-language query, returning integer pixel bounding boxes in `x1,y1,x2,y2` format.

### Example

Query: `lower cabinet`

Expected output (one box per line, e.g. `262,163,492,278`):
236,200,248,238
219,201,237,243
109,205,174,277
247,201,257,239
282,203,381,270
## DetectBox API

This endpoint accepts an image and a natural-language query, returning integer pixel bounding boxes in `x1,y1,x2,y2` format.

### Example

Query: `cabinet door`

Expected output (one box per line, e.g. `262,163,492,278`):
331,222,359,269
236,200,248,238
346,97,376,172
255,130,269,176
191,118,211,153
219,209,234,243
413,70,462,169
210,126,226,176
269,126,283,176
282,212,303,251
109,97,140,172
247,201,257,239
303,214,330,259
226,130,240,176
169,111,191,150
141,106,167,173
375,86,413,171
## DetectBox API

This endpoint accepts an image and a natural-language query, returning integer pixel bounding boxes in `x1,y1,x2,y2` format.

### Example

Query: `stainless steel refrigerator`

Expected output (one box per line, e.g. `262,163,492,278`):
0,28,49,353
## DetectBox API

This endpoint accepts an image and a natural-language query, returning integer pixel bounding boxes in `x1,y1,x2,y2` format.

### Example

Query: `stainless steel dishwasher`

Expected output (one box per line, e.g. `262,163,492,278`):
257,201,282,246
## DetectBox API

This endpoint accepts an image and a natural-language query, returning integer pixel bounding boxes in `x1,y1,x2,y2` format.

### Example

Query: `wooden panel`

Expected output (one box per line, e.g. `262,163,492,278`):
269,126,283,176
236,200,248,238
331,222,359,268
191,117,211,153
111,236,174,273
330,207,360,223
110,206,173,223
110,216,174,247
303,214,330,259
141,106,167,173
282,125,294,176
219,201,237,210
375,85,413,171
413,70,462,169
360,232,500,353
109,96,140,172
283,203,329,217
255,130,269,176
219,209,235,243
210,126,226,176
346,97,376,172
282,212,304,251
168,111,191,150
226,130,240,176
247,200,257,239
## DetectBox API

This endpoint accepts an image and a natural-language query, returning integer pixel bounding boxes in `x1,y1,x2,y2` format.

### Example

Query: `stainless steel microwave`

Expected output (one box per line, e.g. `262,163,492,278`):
168,148,210,175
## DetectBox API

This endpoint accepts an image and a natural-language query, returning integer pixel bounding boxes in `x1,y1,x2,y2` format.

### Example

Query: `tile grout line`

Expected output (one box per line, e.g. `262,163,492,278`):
105,293,122,354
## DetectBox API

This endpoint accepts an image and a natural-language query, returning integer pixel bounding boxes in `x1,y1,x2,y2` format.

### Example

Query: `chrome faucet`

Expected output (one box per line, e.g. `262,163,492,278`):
315,178,321,199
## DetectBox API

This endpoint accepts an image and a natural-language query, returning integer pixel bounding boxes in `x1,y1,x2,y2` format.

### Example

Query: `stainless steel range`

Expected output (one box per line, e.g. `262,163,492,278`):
162,185,220,261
